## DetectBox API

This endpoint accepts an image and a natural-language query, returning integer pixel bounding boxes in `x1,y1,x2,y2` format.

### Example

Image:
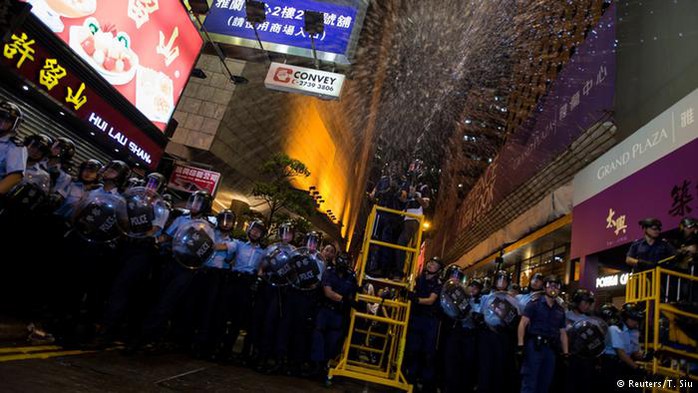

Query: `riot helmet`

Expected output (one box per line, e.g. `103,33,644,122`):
599,303,620,326
444,264,465,282
25,134,53,162
305,231,322,252
278,221,295,244
78,159,102,184
0,101,22,135
621,303,644,322
468,278,483,297
494,270,510,291
50,137,76,163
529,272,544,291
145,172,167,194
186,190,213,216
335,252,352,272
126,177,144,189
100,160,130,188
680,217,697,231
247,219,266,243
571,288,595,311
543,275,562,298
217,209,236,232
426,256,444,275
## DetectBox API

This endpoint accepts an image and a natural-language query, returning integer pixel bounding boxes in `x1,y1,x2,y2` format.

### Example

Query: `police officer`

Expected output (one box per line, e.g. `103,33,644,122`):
310,252,358,383
284,231,326,375
517,275,569,393
214,219,266,362
600,303,644,391
626,218,676,272
188,209,237,357
517,272,544,311
404,256,443,392
443,277,483,393
478,270,519,393
257,221,296,373
44,137,76,208
138,190,213,350
599,303,620,327
57,160,130,344
565,289,596,393
53,159,102,220
96,173,170,346
0,101,26,198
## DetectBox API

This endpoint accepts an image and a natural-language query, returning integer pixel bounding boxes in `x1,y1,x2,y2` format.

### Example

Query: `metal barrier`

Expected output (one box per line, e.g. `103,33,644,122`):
626,267,698,392
328,205,424,392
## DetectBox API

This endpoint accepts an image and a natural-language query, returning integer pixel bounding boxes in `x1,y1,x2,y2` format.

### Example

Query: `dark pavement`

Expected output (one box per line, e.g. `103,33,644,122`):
0,347,391,393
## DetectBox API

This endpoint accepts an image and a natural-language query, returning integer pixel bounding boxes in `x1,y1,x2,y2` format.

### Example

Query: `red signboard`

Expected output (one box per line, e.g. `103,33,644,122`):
168,163,221,195
26,0,203,131
3,28,164,169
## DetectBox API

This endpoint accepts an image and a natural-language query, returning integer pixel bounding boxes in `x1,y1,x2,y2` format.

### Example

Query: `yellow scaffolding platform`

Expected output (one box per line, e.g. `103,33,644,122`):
626,267,698,392
328,205,425,393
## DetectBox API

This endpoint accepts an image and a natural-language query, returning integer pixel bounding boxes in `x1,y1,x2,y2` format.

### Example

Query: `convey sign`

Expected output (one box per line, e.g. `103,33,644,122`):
264,62,344,99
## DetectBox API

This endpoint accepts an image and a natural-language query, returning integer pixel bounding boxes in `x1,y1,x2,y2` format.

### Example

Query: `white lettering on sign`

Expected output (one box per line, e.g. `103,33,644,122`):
574,87,698,205
87,112,152,164
264,62,344,99
596,272,630,288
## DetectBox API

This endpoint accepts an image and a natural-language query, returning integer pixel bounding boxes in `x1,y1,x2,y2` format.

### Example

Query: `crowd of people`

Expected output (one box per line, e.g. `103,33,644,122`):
2,98,698,393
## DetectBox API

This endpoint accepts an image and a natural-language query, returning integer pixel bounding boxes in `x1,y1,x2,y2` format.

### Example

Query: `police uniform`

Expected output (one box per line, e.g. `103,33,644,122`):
520,296,566,393
214,239,265,359
600,323,643,391
477,290,518,393
310,266,357,364
140,214,204,344
187,229,236,354
564,310,598,393
443,295,481,393
517,290,543,313
283,252,326,372
404,273,442,387
100,198,170,343
626,238,675,271
0,133,26,186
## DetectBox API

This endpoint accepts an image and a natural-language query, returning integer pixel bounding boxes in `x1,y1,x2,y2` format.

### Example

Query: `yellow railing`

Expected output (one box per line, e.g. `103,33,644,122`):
626,267,698,392
328,205,424,393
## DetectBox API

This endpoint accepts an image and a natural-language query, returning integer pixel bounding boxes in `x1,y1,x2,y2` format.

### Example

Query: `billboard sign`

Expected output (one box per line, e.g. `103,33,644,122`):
26,0,204,131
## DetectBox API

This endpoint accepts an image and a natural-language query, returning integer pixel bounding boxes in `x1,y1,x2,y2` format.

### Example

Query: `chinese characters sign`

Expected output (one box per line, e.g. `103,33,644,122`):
168,163,221,195
203,0,360,64
571,87,698,258
27,0,203,131
2,30,163,169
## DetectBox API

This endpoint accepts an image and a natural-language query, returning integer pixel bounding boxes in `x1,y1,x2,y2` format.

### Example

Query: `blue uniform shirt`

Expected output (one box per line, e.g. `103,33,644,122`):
627,238,675,265
204,230,235,269
413,273,442,316
565,310,589,328
229,239,265,274
604,323,639,356
322,267,358,299
52,167,72,197
165,214,192,237
53,180,89,219
523,296,566,339
0,134,27,179
461,295,483,329
517,290,543,313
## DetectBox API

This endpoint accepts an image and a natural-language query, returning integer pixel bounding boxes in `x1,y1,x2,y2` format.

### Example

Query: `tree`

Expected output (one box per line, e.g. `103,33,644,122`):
251,153,316,231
